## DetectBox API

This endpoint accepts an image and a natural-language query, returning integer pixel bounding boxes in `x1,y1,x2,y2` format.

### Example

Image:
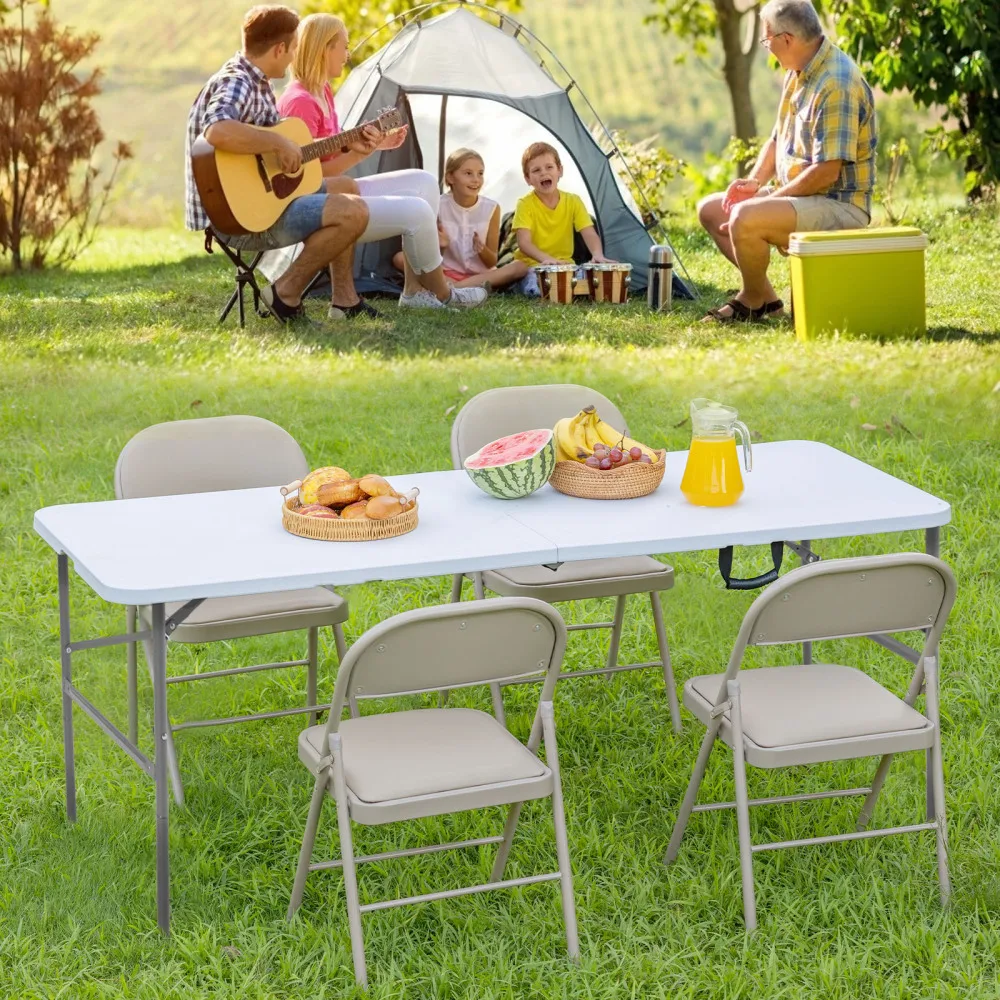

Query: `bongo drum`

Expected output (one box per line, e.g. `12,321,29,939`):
534,264,577,305
585,262,632,304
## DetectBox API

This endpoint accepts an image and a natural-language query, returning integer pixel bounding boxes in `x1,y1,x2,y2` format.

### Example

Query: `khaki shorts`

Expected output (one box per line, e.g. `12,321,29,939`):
773,194,870,232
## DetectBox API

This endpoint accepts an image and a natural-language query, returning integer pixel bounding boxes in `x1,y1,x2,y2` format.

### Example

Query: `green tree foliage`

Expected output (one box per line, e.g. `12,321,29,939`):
829,0,999,201
645,0,762,143
305,0,520,63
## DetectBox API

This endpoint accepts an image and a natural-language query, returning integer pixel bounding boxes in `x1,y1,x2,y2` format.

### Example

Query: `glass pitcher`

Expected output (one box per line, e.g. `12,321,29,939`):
680,398,753,507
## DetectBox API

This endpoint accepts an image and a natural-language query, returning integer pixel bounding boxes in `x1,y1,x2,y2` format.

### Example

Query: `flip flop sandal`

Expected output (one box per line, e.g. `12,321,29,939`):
702,298,767,323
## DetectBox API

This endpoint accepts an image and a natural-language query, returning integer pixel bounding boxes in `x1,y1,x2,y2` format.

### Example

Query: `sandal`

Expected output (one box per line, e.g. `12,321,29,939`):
702,298,768,323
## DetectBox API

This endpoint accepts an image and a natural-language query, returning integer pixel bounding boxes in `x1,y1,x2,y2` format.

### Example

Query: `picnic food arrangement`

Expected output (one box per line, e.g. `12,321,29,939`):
280,467,419,540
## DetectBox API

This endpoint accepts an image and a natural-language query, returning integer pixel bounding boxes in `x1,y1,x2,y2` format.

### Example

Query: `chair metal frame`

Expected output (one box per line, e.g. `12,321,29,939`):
664,553,957,929
116,416,348,806
286,598,580,988
450,384,680,732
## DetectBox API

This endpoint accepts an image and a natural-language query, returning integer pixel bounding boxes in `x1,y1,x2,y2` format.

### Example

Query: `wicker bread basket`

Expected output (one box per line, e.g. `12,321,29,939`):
282,496,418,541
548,450,666,500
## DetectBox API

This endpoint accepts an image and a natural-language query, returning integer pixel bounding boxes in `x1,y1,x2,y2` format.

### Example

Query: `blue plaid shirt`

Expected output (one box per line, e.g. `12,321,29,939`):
184,52,280,231
772,37,877,217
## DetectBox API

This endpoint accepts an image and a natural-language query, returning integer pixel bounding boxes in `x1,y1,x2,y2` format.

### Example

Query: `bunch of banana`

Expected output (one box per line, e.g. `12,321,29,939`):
553,405,658,463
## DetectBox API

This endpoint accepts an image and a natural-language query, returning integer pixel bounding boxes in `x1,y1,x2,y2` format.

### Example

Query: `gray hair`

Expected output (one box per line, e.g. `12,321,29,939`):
760,0,823,41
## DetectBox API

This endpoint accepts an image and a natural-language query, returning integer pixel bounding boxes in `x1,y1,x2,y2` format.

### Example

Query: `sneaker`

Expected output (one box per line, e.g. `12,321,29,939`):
260,284,305,323
328,297,381,321
447,285,488,307
398,289,447,309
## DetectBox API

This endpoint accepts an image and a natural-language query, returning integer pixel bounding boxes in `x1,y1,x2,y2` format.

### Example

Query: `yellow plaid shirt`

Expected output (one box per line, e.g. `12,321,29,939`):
772,37,877,217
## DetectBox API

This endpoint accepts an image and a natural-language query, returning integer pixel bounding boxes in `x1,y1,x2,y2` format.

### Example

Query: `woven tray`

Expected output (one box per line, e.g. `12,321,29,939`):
548,450,666,500
282,496,418,541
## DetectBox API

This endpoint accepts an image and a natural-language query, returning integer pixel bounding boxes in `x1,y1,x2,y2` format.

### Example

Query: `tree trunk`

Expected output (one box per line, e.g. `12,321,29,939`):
715,0,759,143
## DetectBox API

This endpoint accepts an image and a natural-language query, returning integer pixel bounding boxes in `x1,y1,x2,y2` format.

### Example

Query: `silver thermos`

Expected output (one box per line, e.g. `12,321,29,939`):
647,245,673,311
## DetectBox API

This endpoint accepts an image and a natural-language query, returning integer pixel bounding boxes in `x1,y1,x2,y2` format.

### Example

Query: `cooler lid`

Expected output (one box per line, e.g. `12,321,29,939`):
788,227,927,257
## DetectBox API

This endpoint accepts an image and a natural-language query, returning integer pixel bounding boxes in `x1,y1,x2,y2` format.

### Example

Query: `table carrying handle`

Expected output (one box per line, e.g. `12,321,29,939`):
718,541,784,590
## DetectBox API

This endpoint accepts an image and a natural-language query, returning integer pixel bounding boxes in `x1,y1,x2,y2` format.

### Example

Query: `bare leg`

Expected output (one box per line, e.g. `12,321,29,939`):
454,260,529,289
698,192,780,307
274,194,368,306
726,197,797,310
401,255,453,302
391,250,405,273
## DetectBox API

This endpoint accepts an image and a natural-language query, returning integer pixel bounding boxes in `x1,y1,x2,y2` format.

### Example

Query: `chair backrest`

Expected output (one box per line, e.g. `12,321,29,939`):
115,415,309,499
326,598,567,727
450,384,629,467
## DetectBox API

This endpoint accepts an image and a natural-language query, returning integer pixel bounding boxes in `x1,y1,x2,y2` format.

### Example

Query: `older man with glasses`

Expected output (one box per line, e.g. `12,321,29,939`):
699,0,877,323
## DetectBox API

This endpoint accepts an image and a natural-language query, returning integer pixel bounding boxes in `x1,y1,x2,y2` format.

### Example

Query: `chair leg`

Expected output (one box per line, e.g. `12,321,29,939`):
287,771,329,919
332,737,367,988
348,695,360,719
490,802,524,881
141,628,185,808
450,573,464,603
664,721,720,864
307,628,319,727
472,573,507,728
649,590,681,733
728,680,757,931
333,622,348,664
126,605,139,744
923,656,951,904
856,753,894,830
541,701,580,960
604,595,627,677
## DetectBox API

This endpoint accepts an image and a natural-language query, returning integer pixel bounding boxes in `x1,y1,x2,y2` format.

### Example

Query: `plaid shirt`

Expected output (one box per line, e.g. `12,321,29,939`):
184,52,280,231
772,37,877,217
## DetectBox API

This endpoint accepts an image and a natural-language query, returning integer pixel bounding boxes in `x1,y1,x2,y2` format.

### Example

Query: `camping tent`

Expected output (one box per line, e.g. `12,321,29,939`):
335,4,693,297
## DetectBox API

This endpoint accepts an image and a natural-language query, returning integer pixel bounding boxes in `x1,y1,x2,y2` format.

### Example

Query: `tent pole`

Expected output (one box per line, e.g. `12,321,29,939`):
437,94,448,190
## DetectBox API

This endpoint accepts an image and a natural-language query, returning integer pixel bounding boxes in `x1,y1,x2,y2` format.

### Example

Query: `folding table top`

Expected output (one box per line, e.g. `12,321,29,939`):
34,440,949,606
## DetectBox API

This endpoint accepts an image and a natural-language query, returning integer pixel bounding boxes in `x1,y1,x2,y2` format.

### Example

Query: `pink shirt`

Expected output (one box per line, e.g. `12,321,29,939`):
277,81,339,160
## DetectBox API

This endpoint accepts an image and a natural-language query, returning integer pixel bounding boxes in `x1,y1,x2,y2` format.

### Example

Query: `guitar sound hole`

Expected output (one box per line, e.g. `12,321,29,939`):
271,172,306,200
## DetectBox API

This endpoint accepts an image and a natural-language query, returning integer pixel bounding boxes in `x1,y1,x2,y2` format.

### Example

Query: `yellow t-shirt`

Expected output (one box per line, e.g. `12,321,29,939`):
512,190,592,265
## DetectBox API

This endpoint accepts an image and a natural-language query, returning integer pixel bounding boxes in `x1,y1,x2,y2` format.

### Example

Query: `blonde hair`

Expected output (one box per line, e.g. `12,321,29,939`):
290,13,347,93
444,147,484,188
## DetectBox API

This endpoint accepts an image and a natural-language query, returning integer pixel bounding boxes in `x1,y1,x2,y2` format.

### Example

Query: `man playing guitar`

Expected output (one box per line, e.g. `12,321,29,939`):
185,5,371,322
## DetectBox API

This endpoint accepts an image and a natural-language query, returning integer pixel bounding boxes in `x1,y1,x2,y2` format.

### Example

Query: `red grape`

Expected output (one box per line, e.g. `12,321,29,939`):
629,446,643,461
638,454,653,464
599,457,612,470
609,447,623,463
618,452,632,465
585,455,601,468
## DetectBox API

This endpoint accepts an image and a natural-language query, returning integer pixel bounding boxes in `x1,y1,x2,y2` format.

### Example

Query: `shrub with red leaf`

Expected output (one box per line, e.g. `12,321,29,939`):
0,0,132,269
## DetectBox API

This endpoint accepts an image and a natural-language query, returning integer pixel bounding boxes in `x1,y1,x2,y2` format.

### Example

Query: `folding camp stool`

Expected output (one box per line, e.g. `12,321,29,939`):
665,553,957,929
449,384,680,733
204,228,324,327
287,597,579,988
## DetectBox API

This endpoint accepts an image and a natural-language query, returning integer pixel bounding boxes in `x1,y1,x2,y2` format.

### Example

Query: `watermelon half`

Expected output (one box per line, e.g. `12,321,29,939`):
463,429,556,499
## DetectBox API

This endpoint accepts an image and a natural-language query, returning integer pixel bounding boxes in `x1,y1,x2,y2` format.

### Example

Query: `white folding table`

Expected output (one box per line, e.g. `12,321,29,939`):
33,440,950,934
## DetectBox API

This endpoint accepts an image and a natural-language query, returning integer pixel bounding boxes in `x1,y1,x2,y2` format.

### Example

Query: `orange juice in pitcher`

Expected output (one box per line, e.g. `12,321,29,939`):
680,398,753,507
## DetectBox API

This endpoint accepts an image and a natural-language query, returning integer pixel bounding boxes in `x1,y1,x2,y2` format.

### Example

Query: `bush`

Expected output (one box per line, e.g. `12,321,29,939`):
0,0,131,269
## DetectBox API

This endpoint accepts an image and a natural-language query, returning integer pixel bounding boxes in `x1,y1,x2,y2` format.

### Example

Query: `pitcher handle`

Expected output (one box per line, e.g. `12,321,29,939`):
734,420,752,472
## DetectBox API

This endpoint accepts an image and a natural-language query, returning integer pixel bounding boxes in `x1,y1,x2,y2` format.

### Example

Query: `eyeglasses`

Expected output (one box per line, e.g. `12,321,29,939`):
759,31,790,48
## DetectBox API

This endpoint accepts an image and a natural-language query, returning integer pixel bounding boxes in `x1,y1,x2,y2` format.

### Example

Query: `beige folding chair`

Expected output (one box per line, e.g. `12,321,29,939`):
665,553,957,929
115,415,348,806
287,597,579,988
450,384,680,732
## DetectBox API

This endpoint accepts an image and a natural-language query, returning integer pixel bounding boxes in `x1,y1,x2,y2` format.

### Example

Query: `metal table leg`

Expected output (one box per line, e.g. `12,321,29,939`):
58,554,77,823
925,526,940,821
800,540,813,664
149,603,171,934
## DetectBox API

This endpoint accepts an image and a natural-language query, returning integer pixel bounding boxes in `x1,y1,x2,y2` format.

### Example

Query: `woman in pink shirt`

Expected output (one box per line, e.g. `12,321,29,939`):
277,14,486,314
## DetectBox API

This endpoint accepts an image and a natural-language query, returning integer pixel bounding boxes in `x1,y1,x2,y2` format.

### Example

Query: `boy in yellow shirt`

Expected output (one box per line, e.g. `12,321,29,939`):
512,142,613,295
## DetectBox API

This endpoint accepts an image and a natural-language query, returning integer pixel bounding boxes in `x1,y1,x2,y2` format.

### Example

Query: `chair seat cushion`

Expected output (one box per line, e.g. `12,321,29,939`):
482,556,673,601
299,708,547,803
144,587,348,643
687,665,931,752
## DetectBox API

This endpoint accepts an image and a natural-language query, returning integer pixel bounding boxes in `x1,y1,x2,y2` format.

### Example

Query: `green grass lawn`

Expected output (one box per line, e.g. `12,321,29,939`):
2,210,1000,999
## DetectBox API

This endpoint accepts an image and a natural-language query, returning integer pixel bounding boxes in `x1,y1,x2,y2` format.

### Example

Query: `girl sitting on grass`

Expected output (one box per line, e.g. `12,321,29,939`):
393,148,528,290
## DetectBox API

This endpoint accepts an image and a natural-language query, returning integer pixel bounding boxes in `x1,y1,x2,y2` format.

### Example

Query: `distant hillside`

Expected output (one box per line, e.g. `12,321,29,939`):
60,0,786,219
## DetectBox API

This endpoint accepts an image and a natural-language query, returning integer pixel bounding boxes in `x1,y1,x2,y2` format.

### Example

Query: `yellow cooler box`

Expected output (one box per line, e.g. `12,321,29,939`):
788,226,928,340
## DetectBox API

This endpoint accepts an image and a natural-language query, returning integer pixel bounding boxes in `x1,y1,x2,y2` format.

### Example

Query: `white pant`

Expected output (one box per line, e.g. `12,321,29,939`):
356,169,442,274
257,168,442,282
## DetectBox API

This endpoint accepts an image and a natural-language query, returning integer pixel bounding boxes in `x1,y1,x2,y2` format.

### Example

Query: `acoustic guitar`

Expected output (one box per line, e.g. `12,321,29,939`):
191,106,404,235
